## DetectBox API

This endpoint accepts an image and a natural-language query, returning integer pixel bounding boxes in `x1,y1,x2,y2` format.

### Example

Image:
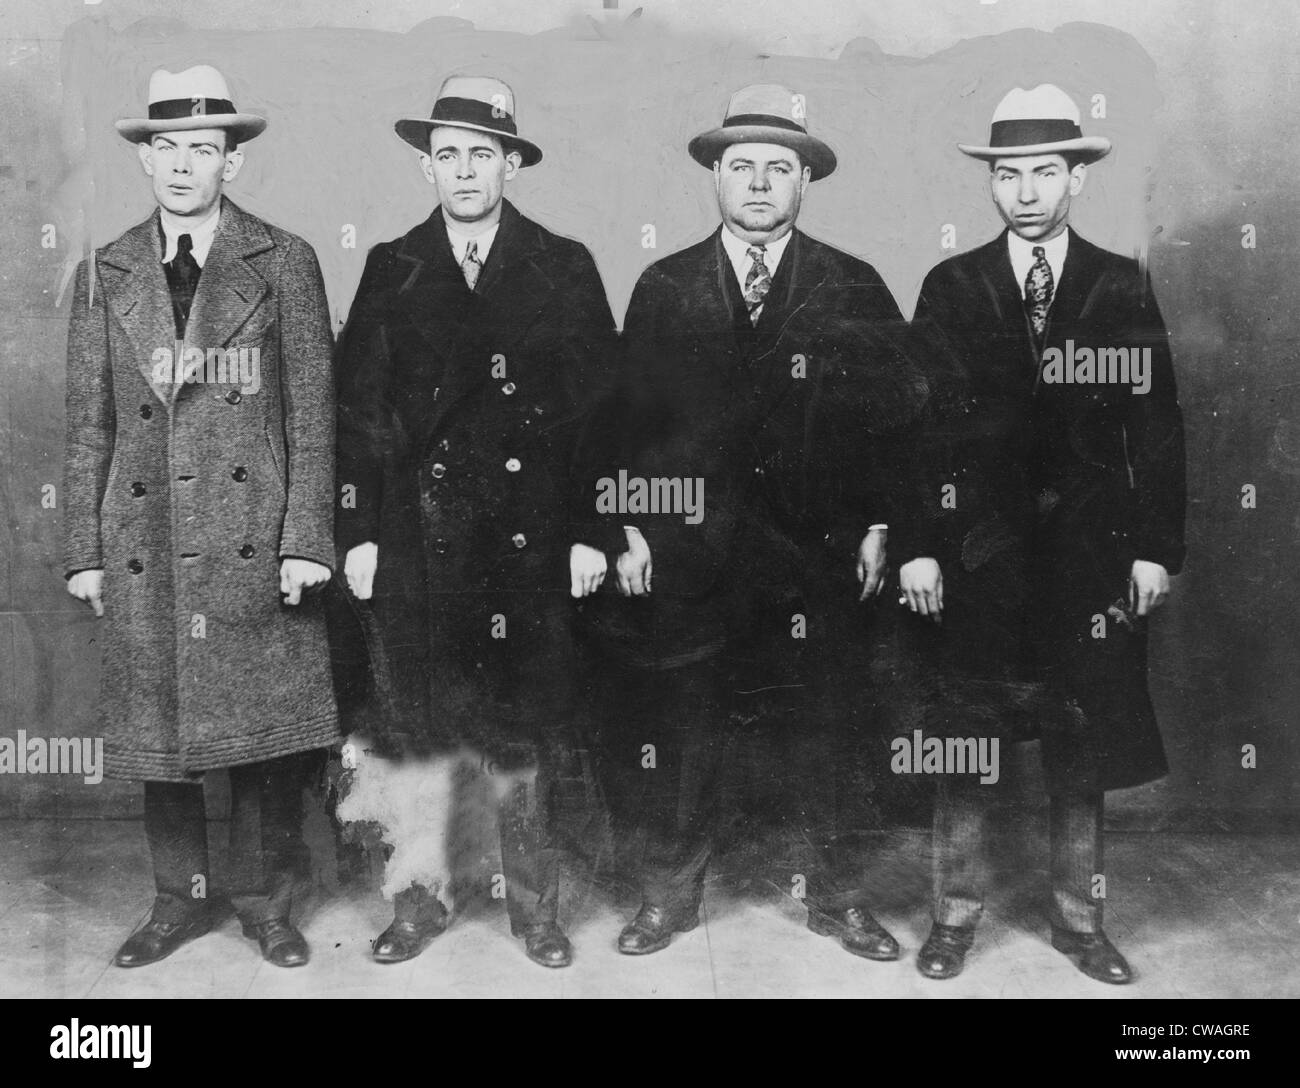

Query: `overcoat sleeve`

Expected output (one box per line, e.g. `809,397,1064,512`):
62,255,114,577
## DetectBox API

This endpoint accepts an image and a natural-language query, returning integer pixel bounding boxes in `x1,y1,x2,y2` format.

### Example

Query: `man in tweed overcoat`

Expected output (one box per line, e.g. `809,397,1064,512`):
62,66,338,969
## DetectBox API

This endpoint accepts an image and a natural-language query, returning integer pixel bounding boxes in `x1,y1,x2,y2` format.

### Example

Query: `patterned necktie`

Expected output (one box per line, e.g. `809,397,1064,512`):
167,232,201,337
461,239,482,291
743,245,772,325
1025,244,1054,343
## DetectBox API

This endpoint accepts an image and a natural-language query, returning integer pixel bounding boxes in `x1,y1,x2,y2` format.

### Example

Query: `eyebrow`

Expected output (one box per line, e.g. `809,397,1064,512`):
434,144,498,155
154,137,221,151
728,157,795,168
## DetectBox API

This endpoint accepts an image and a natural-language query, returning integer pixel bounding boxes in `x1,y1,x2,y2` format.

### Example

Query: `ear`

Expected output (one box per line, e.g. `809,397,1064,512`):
222,148,245,184
800,164,812,196
1069,163,1087,196
503,149,522,181
713,161,723,197
137,142,154,176
418,152,437,186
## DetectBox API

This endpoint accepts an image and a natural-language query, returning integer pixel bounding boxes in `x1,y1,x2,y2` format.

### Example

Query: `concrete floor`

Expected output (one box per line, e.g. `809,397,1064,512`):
3,818,1298,998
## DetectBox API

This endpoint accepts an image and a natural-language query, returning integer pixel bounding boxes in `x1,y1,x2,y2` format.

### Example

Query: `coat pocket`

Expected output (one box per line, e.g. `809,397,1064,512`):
264,425,288,498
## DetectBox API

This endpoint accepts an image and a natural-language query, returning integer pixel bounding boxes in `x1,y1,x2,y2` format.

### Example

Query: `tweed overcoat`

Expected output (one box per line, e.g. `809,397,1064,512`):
905,229,1186,792
63,197,340,782
333,200,618,764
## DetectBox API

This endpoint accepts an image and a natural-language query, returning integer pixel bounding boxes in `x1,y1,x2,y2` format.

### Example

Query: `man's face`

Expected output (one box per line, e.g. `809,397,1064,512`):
138,129,241,218
989,153,1085,242
714,142,810,243
421,126,520,224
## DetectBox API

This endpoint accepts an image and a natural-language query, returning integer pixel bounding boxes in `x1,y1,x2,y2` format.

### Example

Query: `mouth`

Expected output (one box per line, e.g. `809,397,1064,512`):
453,190,480,197
167,184,193,194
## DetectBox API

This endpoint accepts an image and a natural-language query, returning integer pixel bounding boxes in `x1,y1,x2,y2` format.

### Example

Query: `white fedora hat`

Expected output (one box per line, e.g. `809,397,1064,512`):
115,64,267,143
688,83,837,181
958,83,1110,162
395,76,542,166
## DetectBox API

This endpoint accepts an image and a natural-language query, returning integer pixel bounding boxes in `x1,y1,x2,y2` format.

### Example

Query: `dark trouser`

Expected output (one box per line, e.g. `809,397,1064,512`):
497,747,561,932
144,754,309,926
591,660,732,917
932,774,1103,934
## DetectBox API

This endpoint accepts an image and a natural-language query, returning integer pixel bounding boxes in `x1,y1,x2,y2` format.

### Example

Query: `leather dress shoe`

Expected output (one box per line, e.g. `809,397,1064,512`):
114,914,212,968
373,904,449,964
1051,926,1132,984
512,921,573,968
917,922,975,980
807,905,900,961
617,903,700,956
242,918,310,968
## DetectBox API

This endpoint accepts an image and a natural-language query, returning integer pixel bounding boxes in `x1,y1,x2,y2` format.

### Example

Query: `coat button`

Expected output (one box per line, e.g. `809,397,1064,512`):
239,544,255,559
130,481,146,497
511,533,527,549
505,458,521,472
226,390,242,405
502,382,516,395
127,558,143,574
431,463,447,479
433,538,448,555
232,466,248,482
438,438,450,451
139,404,153,419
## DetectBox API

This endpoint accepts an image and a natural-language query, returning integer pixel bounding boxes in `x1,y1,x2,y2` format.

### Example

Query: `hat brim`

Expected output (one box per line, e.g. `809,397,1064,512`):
688,126,837,181
394,118,543,166
116,114,267,144
957,136,1111,163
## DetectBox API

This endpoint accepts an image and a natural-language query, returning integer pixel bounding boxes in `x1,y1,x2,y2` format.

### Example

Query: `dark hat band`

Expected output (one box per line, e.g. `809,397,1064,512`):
429,96,518,136
722,113,807,134
989,118,1083,147
148,97,238,120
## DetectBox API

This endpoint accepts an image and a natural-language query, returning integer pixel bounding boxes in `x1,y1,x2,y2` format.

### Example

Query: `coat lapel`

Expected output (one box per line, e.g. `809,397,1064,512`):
95,212,178,405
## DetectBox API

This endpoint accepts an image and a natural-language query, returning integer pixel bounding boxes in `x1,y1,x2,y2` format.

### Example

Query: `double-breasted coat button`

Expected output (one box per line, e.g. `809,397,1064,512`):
232,466,248,482
127,558,143,574
502,382,516,395
225,390,242,405
431,463,447,479
433,538,449,555
511,533,527,549
505,458,521,473
130,482,146,497
139,404,153,419
438,439,450,451
239,544,255,559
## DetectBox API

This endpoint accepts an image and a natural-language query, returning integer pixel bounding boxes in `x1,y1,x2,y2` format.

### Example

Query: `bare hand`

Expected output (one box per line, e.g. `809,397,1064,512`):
281,557,331,605
569,543,608,598
855,528,888,602
616,526,652,596
1129,559,1170,617
344,542,377,601
67,569,104,617
899,557,943,622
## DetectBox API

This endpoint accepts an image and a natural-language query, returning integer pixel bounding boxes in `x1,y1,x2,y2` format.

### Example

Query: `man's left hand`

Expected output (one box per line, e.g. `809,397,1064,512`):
280,558,332,605
856,528,888,602
1129,559,1170,617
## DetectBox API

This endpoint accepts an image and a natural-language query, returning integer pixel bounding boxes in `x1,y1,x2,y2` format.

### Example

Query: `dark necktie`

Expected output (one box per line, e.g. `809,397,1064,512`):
743,245,772,325
166,232,201,335
461,239,482,290
1025,245,1054,344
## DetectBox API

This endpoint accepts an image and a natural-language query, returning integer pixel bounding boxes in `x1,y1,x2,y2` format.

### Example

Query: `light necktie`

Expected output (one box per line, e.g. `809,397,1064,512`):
1025,244,1054,344
743,245,772,325
461,239,482,291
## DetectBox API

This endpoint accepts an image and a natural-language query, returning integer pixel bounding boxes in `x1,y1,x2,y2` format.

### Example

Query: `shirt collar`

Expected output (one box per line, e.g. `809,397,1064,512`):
720,224,794,280
445,219,501,266
159,204,222,267
1007,227,1069,295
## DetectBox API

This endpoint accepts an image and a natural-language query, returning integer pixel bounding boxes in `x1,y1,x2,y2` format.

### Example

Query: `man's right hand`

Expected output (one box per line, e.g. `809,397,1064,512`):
67,569,104,617
616,526,652,596
569,544,608,598
899,557,943,621
345,542,378,600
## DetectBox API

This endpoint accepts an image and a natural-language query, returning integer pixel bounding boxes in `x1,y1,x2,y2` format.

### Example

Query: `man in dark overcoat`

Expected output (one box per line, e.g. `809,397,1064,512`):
334,76,618,968
899,84,1186,984
583,84,927,959
63,66,338,968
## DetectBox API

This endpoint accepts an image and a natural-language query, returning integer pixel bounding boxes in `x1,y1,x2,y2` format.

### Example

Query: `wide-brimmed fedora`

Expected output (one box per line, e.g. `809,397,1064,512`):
394,76,542,166
958,83,1110,163
688,83,836,181
115,65,267,144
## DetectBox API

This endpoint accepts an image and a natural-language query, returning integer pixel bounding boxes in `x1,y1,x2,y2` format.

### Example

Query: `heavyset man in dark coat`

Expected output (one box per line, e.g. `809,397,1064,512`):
899,84,1186,984
333,77,619,968
63,66,338,969
582,85,927,959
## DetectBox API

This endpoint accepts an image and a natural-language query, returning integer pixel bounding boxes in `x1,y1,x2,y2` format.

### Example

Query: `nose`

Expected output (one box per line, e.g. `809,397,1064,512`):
1017,174,1037,204
749,167,771,191
455,155,475,179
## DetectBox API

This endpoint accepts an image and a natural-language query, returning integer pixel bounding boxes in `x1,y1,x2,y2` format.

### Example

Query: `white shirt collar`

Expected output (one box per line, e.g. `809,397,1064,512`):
720,224,794,283
160,204,222,268
1007,228,1069,299
445,219,500,266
